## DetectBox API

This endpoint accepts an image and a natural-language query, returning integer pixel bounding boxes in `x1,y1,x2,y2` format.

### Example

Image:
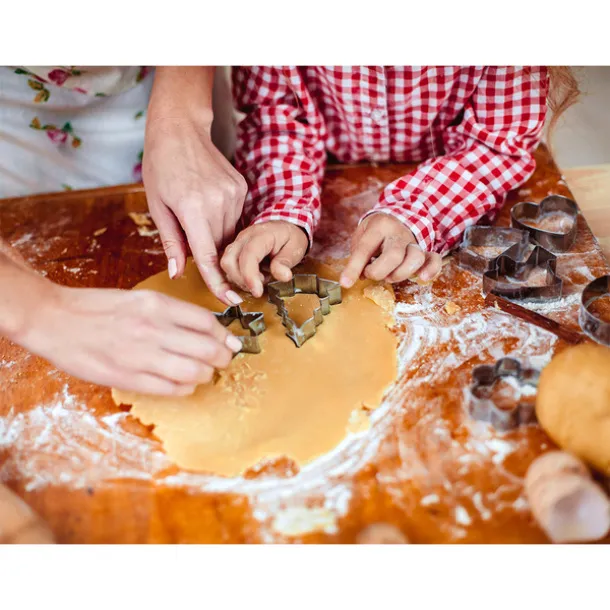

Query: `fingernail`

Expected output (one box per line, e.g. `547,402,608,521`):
168,258,178,280
226,335,243,353
226,290,243,305
340,275,354,289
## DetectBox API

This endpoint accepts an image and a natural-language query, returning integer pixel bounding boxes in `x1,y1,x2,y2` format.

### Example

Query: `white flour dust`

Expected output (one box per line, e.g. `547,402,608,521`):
0,260,559,539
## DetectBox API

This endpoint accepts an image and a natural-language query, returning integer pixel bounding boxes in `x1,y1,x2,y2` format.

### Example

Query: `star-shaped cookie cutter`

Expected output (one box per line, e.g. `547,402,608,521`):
511,194,579,253
482,241,563,302
267,274,342,347
579,275,610,346
213,305,266,354
468,357,540,431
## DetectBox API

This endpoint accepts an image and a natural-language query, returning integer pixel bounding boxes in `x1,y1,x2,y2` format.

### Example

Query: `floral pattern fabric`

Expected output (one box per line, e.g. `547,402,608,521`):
0,67,153,198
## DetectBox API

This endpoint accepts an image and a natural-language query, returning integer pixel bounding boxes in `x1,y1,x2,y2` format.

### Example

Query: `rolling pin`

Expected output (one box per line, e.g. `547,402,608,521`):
525,451,610,543
0,483,55,544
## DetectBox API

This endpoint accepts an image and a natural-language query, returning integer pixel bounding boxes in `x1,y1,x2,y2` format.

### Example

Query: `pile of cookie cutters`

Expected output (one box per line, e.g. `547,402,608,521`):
214,274,343,354
457,194,608,430
456,193,610,348
456,194,579,302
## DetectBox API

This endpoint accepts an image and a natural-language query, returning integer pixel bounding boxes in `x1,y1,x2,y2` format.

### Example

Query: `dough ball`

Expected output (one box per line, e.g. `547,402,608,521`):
356,523,408,544
536,343,610,474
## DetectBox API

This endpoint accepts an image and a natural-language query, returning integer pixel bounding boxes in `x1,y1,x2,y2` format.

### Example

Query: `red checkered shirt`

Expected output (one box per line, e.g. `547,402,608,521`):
232,66,548,255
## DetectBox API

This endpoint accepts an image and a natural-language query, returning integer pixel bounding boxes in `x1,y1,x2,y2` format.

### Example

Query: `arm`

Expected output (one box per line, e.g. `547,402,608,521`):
0,245,50,343
0,239,240,395
144,67,246,306
232,66,327,244
366,66,548,255
219,67,327,296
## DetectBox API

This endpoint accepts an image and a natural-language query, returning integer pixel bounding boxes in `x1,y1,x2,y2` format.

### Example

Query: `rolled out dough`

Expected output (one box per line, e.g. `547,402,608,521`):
112,259,397,477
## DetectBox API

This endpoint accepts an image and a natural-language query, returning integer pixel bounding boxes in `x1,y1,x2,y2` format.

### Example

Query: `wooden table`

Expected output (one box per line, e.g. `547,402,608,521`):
564,164,610,260
1,145,608,543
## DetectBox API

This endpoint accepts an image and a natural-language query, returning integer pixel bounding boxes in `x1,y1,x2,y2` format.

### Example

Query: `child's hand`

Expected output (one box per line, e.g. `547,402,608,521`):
221,221,309,297
340,213,442,288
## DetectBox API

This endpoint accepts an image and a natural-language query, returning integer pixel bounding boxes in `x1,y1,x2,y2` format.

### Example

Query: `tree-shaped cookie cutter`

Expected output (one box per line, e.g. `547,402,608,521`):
482,242,563,302
579,275,610,346
213,305,266,354
268,274,342,347
468,358,540,432
511,195,579,253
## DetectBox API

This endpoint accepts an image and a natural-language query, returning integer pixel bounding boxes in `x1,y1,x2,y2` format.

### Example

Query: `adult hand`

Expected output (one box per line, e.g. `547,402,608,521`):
340,213,442,288
143,115,247,306
18,284,243,396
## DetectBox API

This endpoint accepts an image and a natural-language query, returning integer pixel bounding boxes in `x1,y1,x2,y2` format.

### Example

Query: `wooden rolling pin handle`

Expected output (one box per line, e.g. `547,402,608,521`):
485,294,585,345
356,523,409,544
0,483,55,544
525,451,610,544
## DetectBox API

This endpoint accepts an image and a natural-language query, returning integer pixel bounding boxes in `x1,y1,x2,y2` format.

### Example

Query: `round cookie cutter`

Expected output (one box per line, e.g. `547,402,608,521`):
579,275,610,346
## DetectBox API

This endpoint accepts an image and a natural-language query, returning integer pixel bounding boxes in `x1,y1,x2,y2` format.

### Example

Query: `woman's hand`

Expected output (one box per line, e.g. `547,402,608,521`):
144,117,247,307
143,67,247,306
340,213,442,288
221,221,309,297
17,284,243,396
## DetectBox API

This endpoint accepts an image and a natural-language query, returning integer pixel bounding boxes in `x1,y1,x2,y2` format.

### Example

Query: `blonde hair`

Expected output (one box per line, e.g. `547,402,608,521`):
546,66,580,136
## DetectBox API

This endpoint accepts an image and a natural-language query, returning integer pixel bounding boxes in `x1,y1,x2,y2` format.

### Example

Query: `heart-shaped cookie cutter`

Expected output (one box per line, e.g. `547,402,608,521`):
482,242,563,302
268,274,342,347
511,195,579,253
456,225,531,275
579,275,610,346
214,305,266,354
468,357,540,431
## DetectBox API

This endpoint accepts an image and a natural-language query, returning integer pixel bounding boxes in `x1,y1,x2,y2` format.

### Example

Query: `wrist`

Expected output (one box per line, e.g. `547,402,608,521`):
5,277,63,349
148,67,215,131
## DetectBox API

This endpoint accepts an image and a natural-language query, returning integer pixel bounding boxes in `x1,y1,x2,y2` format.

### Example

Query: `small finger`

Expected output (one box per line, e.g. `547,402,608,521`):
416,253,443,282
364,239,408,281
220,240,249,293
239,234,274,297
341,230,384,288
269,238,307,282
387,244,427,283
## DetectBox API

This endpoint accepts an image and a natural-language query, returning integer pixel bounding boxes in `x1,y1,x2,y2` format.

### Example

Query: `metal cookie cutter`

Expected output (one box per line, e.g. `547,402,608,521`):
468,358,540,432
268,274,342,347
214,305,266,354
511,195,579,253
456,225,530,274
482,242,563,302
579,275,610,346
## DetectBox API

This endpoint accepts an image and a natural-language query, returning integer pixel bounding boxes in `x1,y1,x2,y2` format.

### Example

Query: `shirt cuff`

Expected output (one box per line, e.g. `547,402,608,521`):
359,206,436,253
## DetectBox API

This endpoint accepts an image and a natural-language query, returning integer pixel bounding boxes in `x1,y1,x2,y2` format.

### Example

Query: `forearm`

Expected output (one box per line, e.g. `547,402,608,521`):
0,243,54,342
148,66,215,128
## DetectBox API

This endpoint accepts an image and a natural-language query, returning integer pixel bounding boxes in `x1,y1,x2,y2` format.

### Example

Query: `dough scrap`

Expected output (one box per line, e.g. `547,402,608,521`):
112,259,397,477
536,343,610,474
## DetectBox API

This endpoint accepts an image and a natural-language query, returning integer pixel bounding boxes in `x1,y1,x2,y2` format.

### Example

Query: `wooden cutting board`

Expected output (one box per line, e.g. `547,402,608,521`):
1,145,608,543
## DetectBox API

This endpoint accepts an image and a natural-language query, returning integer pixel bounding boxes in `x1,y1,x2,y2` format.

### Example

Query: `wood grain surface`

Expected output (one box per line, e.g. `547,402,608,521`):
1,145,609,543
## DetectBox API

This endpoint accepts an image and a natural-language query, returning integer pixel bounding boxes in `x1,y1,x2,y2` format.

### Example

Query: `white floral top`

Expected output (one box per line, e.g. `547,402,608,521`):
0,66,153,198
13,66,151,98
